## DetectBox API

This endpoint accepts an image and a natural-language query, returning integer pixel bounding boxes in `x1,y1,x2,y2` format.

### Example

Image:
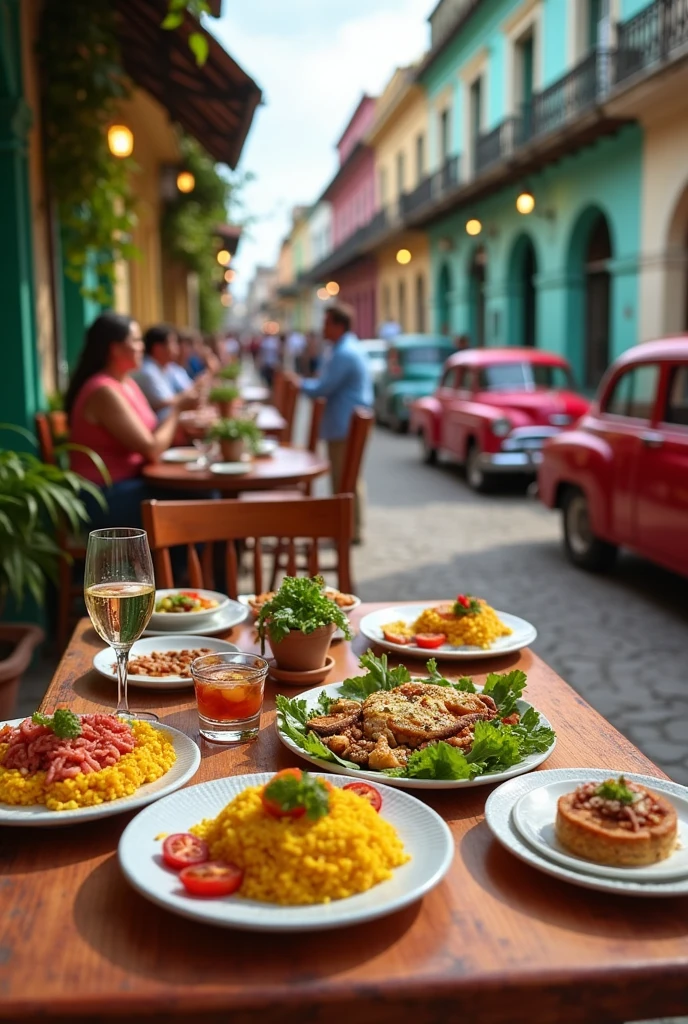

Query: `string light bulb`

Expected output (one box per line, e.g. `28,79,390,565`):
325,281,340,295
516,191,535,215
176,171,195,194
465,218,482,236
107,125,134,158
396,248,412,264
217,250,231,266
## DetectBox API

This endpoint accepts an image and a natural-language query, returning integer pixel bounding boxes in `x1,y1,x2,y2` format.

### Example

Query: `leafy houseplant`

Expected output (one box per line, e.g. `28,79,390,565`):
256,576,351,673
206,418,263,462
216,362,241,382
208,384,241,418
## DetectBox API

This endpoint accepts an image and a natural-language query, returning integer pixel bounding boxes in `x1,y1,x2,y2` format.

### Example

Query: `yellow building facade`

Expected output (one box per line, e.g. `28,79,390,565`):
368,69,432,333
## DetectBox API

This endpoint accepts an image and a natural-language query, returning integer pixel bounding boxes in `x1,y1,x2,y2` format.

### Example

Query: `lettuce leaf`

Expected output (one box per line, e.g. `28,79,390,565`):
465,720,522,773
482,669,527,718
338,651,410,699
402,741,473,780
275,694,359,770
507,705,556,755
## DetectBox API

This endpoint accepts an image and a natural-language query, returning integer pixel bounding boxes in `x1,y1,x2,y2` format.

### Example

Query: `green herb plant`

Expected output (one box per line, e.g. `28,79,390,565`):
276,651,556,782
32,709,82,740
256,576,351,652
206,418,263,454
208,385,240,405
216,363,242,381
595,777,637,804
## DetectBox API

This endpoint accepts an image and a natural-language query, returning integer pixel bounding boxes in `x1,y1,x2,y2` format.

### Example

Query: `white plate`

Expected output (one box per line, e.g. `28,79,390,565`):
0,720,200,827
512,774,688,882
485,769,688,897
209,462,251,476
118,773,454,931
161,447,201,463
359,603,537,660
256,439,278,456
92,635,240,690
276,681,555,790
150,588,231,631
238,592,361,617
144,600,247,638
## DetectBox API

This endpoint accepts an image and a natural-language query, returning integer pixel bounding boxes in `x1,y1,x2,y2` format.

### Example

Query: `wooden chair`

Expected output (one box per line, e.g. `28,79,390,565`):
307,397,326,453
271,369,286,414
35,413,87,652
141,494,354,596
279,377,299,444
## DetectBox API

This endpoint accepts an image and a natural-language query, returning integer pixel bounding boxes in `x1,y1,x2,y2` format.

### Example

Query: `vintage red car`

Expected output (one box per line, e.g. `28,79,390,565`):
538,337,688,577
410,348,589,490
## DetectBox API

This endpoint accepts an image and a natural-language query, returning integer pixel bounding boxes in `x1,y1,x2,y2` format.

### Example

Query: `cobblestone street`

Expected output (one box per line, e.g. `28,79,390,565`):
352,425,688,787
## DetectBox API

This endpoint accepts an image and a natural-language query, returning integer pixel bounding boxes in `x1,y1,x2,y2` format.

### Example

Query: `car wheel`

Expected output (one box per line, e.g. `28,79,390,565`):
420,429,437,465
465,442,491,493
562,488,617,571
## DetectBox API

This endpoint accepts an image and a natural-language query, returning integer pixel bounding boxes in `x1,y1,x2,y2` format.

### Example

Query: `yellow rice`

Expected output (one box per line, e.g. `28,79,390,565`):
412,600,512,649
191,784,409,905
0,721,176,811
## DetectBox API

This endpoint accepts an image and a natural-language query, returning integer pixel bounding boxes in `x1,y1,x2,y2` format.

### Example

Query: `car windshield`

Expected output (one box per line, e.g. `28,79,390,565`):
401,347,448,365
478,362,573,391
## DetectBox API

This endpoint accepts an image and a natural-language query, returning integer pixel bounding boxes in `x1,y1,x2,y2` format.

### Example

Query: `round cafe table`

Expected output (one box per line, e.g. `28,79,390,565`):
142,446,329,495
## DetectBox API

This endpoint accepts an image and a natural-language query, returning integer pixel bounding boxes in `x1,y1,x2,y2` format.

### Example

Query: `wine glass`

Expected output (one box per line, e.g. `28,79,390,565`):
84,527,157,721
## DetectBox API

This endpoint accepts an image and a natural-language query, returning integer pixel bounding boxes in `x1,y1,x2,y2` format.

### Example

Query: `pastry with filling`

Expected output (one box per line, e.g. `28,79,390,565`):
555,776,678,867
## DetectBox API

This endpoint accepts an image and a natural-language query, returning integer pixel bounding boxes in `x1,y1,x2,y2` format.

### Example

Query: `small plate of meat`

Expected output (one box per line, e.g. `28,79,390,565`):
92,636,239,689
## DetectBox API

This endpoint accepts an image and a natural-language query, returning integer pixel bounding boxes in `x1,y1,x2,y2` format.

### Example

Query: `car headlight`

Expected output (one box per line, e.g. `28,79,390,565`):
491,417,512,437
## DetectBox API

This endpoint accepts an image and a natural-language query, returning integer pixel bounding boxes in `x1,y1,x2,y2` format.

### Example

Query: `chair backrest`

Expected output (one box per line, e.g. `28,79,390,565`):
142,494,354,596
307,397,326,453
35,413,55,465
280,378,299,444
271,369,286,413
339,407,374,495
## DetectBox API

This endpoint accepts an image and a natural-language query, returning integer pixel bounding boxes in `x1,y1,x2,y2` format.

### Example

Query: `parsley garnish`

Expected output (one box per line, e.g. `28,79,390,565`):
452,594,482,617
595,776,636,804
263,771,330,820
31,708,82,739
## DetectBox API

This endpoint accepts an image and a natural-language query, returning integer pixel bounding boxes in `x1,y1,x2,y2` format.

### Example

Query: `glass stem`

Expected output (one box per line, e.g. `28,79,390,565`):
114,647,130,716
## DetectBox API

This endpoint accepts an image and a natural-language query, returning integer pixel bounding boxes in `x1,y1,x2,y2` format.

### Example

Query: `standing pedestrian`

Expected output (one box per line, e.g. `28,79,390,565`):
297,302,372,544
258,331,281,387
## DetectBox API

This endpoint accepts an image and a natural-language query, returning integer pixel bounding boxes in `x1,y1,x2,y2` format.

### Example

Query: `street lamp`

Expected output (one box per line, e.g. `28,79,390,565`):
217,250,231,266
465,218,482,236
516,190,535,215
176,170,196,194
107,125,134,158
326,281,340,295
396,248,412,264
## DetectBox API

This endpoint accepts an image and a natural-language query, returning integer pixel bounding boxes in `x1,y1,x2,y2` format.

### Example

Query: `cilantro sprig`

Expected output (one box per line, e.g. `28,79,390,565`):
31,708,82,739
595,776,636,804
263,771,330,820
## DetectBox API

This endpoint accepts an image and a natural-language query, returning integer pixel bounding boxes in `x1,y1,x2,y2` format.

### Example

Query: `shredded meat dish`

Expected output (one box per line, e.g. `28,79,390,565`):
125,648,213,678
307,682,513,770
570,781,669,833
0,715,136,784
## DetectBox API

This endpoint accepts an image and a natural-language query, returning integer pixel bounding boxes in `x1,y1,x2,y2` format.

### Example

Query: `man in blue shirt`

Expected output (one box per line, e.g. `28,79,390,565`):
300,302,372,543
133,324,200,423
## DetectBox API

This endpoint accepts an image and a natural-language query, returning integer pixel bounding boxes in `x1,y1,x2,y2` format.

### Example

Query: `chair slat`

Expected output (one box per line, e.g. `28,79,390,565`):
253,538,263,595
187,545,204,588
225,540,239,598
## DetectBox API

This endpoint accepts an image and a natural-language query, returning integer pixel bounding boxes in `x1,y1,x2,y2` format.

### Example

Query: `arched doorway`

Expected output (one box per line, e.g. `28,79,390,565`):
584,214,612,390
416,273,426,332
437,263,452,334
469,247,487,347
566,206,614,390
507,234,538,346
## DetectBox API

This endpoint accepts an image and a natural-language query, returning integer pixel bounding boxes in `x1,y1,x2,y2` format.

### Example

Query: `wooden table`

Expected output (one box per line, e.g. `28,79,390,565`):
180,405,286,439
142,446,329,495
2,606,687,1024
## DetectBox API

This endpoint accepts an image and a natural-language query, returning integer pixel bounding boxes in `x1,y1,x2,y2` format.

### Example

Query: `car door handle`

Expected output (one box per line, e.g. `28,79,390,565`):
640,431,664,449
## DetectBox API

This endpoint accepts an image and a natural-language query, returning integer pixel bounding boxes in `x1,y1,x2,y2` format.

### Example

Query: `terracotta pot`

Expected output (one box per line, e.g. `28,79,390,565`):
219,438,245,462
0,623,45,719
218,399,241,418
268,623,336,672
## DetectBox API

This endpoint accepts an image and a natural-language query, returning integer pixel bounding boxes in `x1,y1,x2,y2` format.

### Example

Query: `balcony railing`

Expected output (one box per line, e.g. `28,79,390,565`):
475,118,518,173
616,0,688,84
399,155,461,218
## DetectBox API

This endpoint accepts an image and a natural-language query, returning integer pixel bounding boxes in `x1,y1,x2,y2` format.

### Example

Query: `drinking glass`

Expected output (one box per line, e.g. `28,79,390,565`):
191,653,268,743
188,437,213,471
84,527,157,721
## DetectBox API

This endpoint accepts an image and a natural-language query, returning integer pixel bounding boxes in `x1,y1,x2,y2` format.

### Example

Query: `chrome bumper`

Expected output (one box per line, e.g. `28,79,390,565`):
478,450,544,472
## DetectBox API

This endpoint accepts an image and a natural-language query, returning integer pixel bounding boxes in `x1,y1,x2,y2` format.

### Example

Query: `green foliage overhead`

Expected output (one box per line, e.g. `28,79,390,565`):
163,0,212,65
38,0,138,304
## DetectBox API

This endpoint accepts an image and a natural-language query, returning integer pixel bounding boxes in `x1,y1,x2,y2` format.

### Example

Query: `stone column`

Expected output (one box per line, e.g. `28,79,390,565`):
0,0,41,435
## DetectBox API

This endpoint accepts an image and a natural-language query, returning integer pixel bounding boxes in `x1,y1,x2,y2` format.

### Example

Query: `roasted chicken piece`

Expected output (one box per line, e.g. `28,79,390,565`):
306,699,362,736
362,682,496,749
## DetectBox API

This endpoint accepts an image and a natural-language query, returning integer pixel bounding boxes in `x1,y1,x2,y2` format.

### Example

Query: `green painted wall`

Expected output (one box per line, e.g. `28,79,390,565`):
429,126,644,387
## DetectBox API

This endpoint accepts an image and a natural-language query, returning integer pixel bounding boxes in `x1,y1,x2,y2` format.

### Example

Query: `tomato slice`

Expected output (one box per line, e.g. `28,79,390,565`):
342,782,382,812
179,861,243,897
414,633,447,649
261,768,306,819
382,629,411,645
162,832,209,871
435,604,456,621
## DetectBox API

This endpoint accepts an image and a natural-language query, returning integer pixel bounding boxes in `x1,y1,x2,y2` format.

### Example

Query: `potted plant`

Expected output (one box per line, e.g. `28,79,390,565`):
206,418,263,463
256,576,351,672
216,362,241,382
208,383,241,418
0,431,107,715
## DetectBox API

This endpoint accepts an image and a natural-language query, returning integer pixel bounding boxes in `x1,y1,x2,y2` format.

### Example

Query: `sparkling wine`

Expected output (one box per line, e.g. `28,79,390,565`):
85,582,155,648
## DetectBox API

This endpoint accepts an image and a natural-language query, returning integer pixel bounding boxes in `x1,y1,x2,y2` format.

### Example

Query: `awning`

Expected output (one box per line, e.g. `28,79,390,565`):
114,0,262,169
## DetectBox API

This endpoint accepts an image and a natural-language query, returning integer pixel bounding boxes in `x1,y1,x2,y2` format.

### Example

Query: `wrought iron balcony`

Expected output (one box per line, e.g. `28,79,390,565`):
399,155,461,218
616,0,688,84
475,118,518,173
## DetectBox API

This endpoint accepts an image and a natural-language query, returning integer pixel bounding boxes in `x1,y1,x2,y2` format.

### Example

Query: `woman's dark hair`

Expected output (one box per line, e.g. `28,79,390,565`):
64,313,134,419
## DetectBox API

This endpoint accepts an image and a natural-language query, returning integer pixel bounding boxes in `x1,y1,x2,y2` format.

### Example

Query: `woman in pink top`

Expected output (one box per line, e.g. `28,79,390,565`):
66,313,187,528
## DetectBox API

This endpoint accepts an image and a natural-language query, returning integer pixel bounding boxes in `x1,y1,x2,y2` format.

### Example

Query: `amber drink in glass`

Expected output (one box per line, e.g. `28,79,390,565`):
191,653,268,743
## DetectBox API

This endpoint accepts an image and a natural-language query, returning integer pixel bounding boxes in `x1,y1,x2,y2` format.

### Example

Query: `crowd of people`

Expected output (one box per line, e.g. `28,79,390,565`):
63,301,373,542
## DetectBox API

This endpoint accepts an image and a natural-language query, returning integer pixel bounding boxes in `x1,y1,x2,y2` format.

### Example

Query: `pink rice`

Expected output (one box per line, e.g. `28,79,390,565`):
0,714,136,784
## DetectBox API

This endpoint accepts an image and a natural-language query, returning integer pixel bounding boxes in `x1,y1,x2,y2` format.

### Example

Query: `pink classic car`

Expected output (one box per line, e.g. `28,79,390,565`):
410,348,589,491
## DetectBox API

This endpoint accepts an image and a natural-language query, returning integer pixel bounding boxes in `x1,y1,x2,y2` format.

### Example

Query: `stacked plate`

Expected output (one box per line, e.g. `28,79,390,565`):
145,589,247,637
485,768,688,896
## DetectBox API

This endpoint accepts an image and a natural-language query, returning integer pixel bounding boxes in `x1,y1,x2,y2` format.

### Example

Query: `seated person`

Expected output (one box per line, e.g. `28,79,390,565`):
179,329,219,380
133,324,200,422
66,313,187,529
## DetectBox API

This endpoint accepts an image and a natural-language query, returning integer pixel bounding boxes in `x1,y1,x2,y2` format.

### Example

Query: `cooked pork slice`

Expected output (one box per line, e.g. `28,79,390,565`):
307,701,362,736
362,682,496,749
